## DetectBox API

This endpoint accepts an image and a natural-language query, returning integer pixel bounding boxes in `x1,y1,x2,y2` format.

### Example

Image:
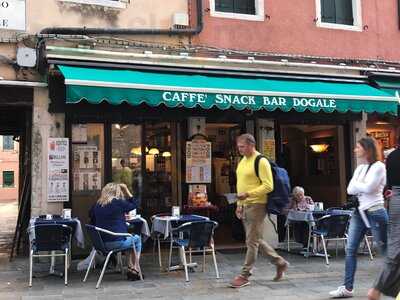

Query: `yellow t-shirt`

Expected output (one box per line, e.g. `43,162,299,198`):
236,151,274,206
396,292,400,300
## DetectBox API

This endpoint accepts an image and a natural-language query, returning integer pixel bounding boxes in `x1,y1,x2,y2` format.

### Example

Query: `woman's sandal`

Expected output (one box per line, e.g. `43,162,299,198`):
127,268,144,281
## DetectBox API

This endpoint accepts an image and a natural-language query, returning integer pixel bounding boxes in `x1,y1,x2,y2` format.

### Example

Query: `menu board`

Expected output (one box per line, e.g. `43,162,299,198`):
186,140,212,183
48,138,69,202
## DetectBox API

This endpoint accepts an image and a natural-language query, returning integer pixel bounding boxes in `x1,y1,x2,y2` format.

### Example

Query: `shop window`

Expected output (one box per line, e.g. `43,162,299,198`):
2,136,14,151
111,124,142,197
316,0,362,31
71,123,104,199
210,0,264,21
3,171,14,187
142,123,172,214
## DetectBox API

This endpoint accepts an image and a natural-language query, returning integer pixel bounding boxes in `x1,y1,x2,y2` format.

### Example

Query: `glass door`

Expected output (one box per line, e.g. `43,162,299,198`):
142,122,173,217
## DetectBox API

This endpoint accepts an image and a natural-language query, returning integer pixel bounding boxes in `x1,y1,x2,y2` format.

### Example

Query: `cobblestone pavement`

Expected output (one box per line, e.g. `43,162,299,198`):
0,249,393,300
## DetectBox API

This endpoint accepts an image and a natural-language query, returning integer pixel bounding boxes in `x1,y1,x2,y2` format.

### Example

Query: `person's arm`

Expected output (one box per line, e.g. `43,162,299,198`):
347,166,362,195
386,153,394,189
118,184,138,212
350,163,386,194
247,158,274,198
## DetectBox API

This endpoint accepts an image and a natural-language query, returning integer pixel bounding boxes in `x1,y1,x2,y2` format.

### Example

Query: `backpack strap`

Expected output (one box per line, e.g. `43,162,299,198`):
254,154,265,179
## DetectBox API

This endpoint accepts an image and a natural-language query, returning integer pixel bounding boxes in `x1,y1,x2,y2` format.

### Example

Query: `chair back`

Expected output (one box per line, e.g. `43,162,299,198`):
320,214,350,239
326,207,343,212
33,224,72,252
85,224,108,255
178,221,218,248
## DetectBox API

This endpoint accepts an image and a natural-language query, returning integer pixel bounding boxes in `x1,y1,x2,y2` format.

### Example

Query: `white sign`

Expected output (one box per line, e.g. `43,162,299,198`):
48,138,69,202
0,0,25,30
186,140,212,183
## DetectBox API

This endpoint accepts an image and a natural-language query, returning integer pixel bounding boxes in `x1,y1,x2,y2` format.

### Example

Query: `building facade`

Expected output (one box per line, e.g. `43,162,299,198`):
1,0,399,249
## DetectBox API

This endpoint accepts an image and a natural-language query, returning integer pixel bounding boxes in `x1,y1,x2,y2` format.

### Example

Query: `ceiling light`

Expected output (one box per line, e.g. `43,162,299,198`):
148,148,159,155
162,151,172,157
310,144,329,153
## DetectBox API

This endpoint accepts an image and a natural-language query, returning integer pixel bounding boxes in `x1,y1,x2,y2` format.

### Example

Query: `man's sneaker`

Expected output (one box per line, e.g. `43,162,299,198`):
329,286,354,298
273,259,289,281
230,275,250,288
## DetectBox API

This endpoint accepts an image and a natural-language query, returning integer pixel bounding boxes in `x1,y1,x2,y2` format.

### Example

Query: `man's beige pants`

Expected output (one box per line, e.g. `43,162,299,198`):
241,203,283,278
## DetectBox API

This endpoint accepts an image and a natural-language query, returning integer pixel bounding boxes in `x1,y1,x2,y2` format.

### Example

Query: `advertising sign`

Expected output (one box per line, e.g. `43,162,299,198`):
48,138,69,202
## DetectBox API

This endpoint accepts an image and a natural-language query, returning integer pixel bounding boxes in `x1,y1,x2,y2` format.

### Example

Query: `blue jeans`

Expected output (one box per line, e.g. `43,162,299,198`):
344,208,388,290
105,234,142,253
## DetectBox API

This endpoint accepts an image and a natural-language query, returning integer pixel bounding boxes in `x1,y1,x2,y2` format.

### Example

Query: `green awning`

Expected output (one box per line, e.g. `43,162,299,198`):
58,65,399,115
371,78,400,97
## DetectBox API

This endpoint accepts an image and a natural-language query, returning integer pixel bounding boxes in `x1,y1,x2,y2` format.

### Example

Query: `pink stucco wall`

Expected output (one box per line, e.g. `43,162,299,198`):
0,147,19,203
194,0,400,61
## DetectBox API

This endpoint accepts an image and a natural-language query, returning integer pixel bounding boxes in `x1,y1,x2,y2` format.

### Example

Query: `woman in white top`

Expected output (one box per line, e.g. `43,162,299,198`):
330,137,388,298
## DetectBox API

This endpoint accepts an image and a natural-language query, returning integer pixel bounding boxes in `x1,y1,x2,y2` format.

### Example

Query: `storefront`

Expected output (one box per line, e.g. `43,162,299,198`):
368,74,400,160
49,64,398,248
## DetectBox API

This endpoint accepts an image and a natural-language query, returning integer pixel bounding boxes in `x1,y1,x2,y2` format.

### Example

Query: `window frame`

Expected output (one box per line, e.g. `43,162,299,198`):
58,0,127,9
315,0,362,31
210,0,265,22
2,136,14,151
2,171,15,188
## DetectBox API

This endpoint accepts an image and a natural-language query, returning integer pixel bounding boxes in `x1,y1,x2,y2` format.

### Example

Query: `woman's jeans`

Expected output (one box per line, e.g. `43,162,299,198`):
344,208,388,290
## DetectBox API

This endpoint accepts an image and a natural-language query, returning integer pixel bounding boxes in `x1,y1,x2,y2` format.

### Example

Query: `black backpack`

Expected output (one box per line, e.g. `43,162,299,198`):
254,155,291,230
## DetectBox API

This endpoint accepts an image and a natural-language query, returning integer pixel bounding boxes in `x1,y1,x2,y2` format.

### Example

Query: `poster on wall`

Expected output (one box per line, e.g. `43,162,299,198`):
263,139,276,162
186,140,212,183
71,124,88,143
48,138,69,202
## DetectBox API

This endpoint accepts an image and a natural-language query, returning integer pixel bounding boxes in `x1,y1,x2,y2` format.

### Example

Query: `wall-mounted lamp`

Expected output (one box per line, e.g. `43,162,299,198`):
310,144,329,153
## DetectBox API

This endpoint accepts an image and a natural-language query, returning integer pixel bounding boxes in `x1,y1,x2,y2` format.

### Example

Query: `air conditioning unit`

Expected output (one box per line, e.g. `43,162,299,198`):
172,12,189,28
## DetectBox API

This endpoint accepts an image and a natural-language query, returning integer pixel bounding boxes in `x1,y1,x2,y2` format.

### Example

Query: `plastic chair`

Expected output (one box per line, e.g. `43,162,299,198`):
309,214,350,265
28,224,72,287
168,220,220,282
83,225,143,289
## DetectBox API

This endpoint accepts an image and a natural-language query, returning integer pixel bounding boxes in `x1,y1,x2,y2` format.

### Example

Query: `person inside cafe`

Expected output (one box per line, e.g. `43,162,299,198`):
288,186,314,249
92,182,142,281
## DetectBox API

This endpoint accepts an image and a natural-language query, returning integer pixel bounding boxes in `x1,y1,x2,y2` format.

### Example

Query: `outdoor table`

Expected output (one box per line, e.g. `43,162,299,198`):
151,214,209,271
126,215,151,242
285,210,327,256
29,215,84,275
152,214,209,240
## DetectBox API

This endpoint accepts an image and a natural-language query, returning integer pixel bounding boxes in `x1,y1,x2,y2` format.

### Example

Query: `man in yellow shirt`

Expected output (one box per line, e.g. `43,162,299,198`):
230,134,289,288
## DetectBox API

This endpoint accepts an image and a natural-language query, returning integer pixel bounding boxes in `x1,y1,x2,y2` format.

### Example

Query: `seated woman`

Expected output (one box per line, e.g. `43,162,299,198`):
289,186,314,211
92,182,142,280
288,186,314,249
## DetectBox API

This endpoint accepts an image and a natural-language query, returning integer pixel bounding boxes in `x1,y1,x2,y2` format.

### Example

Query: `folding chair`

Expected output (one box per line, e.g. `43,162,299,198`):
83,225,143,289
168,220,220,282
28,224,72,287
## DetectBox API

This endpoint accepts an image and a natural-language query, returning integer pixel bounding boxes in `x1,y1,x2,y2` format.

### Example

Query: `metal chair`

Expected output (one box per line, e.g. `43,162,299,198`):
150,212,172,268
168,220,220,282
83,225,143,289
28,224,72,287
309,214,350,265
362,229,374,260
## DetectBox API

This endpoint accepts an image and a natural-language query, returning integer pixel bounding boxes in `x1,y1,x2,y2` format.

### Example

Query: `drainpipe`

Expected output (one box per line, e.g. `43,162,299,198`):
40,0,203,35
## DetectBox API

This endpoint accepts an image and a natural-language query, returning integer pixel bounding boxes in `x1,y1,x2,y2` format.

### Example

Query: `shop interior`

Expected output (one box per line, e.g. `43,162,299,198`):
367,114,400,160
279,124,347,208
204,123,245,247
